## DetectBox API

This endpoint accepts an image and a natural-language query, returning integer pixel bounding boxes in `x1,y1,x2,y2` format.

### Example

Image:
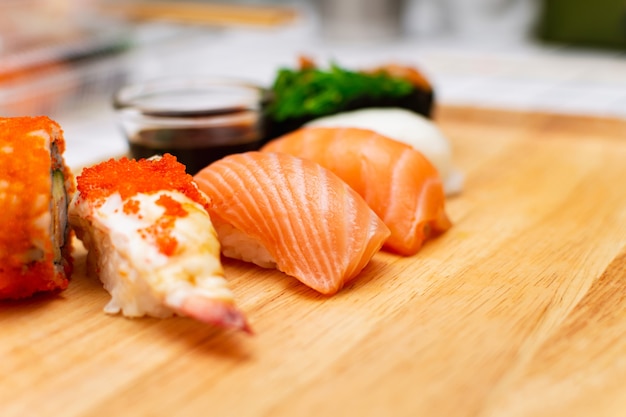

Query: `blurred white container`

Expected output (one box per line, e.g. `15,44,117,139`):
408,0,540,43
314,0,408,42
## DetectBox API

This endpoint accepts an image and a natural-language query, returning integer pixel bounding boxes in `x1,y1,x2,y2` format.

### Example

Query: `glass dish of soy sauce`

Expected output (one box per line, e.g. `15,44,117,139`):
113,77,266,174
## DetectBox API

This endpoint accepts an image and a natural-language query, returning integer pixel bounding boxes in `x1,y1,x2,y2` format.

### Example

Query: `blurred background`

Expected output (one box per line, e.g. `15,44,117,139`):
1,0,625,167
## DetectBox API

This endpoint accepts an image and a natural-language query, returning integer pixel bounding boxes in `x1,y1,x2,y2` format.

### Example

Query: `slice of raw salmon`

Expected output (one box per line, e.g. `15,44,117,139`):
262,127,451,256
194,151,390,295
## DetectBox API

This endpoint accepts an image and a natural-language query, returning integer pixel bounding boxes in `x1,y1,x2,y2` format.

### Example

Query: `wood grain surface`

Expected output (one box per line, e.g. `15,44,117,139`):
2,106,626,417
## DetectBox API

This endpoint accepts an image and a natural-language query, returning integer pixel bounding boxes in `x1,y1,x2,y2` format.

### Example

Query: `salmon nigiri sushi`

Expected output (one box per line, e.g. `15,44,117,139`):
69,154,250,333
193,152,390,295
306,108,464,196
261,127,451,256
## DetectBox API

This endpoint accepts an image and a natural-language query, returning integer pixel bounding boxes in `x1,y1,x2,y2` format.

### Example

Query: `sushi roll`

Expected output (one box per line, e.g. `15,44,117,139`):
262,127,452,256
68,154,250,333
194,151,390,295
0,116,74,299
306,107,464,196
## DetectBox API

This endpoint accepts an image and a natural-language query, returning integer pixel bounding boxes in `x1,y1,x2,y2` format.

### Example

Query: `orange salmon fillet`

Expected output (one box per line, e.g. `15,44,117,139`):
262,127,451,256
194,151,390,295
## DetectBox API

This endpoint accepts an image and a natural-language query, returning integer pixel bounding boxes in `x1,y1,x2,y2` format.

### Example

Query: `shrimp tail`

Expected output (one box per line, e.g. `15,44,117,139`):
177,296,253,334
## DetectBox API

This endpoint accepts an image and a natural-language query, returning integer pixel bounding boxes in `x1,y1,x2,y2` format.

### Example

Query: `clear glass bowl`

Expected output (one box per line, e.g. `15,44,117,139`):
113,77,266,174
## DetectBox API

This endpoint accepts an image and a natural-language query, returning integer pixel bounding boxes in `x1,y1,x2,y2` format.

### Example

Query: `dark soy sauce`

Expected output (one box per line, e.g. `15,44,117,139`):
127,109,262,175
129,140,260,175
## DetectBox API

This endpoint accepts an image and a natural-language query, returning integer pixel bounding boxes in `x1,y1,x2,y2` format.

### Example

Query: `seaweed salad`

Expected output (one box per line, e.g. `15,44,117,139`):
262,57,435,142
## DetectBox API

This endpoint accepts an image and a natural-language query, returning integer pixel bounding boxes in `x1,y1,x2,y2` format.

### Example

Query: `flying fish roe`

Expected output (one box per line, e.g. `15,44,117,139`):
123,198,141,215
156,194,188,218
139,195,190,256
77,154,209,211
142,216,178,257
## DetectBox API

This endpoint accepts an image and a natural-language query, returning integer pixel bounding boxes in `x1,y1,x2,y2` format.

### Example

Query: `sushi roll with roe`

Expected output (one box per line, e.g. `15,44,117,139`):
0,116,74,299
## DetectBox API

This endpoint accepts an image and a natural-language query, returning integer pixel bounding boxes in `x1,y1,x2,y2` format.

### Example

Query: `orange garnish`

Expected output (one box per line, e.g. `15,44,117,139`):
76,154,209,211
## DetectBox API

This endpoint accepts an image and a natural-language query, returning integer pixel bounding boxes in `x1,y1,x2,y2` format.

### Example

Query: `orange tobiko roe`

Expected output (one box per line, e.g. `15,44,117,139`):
141,216,179,257
144,194,189,256
77,154,209,211
156,194,188,218
76,154,208,256
123,198,141,216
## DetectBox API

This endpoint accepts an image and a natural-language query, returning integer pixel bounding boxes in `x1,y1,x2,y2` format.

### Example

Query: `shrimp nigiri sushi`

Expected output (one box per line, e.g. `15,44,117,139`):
262,127,452,256
69,154,250,333
0,116,74,299
193,151,390,295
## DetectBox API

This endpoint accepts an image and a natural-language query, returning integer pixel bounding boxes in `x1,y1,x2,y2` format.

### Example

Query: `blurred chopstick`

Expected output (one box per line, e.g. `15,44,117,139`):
100,1,298,27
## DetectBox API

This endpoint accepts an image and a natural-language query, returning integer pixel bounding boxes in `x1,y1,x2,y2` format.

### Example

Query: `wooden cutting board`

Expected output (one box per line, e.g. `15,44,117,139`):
2,106,626,417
